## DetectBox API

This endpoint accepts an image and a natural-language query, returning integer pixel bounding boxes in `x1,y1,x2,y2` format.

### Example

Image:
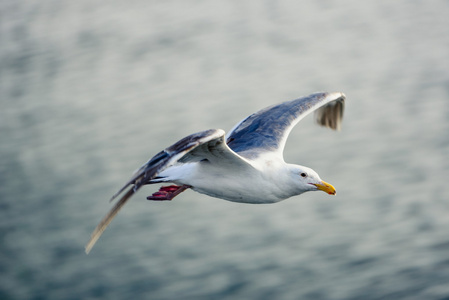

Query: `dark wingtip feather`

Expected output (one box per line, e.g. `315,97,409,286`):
85,187,136,254
314,94,345,130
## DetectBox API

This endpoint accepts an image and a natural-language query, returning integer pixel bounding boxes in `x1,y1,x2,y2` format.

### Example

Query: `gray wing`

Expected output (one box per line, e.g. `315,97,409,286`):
226,92,345,159
85,129,251,254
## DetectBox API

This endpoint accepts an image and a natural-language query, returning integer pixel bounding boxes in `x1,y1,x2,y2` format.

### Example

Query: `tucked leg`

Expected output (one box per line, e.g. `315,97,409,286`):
147,185,191,201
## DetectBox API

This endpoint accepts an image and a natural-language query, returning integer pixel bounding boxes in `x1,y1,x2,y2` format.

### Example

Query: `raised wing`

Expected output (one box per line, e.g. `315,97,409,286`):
85,129,251,254
226,92,345,158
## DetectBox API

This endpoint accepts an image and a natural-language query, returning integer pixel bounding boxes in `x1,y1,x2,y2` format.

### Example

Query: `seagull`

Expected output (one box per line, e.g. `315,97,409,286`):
85,92,345,253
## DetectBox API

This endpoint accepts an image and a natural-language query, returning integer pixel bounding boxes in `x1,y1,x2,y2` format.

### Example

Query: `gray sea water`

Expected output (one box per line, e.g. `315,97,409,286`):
1,1,449,299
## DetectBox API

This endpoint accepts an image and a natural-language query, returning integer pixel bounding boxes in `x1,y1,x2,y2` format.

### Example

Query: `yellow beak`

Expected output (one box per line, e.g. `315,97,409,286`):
313,180,336,195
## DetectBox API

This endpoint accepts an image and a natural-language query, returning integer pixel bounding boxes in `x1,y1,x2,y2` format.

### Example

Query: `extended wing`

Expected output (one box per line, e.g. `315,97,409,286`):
225,92,345,159
85,129,251,253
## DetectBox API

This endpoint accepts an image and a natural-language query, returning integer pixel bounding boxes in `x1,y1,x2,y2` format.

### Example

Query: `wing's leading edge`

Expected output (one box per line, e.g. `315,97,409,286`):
226,92,345,158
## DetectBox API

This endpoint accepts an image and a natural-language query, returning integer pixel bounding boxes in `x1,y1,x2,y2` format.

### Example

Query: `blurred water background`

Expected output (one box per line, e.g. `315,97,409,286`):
1,1,449,299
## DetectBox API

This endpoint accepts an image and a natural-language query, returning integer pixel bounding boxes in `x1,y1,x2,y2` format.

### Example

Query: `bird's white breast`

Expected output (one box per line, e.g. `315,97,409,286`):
166,159,297,204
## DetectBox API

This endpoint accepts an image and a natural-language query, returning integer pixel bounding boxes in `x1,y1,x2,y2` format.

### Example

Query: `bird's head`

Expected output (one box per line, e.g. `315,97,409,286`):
288,165,336,195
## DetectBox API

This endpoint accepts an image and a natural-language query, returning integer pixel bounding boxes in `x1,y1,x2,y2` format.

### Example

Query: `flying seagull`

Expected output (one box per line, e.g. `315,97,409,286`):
85,92,345,253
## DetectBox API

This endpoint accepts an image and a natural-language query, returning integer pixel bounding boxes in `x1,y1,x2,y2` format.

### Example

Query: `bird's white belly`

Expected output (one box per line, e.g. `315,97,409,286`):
171,163,290,204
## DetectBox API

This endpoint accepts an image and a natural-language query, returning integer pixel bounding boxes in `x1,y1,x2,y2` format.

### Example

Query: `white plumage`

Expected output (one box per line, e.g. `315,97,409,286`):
86,92,345,253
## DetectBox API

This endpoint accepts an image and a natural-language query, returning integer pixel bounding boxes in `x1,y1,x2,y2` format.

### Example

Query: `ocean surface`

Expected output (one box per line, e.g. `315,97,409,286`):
1,1,449,299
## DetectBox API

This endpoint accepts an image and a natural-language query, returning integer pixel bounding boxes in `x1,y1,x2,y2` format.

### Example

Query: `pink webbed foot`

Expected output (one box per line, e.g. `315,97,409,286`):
147,185,191,201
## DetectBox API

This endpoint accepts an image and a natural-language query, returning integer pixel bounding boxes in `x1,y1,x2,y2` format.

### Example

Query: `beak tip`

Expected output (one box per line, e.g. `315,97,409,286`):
314,180,336,195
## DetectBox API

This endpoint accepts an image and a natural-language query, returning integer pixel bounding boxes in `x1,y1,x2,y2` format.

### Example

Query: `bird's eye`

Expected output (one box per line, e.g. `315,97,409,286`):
300,172,307,178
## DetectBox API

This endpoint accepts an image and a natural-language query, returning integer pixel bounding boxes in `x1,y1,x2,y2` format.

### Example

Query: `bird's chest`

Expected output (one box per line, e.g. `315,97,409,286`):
187,163,289,204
